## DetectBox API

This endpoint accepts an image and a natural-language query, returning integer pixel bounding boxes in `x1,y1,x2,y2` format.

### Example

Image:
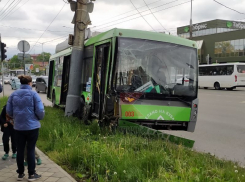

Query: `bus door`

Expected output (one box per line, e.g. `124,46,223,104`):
60,55,71,104
47,60,55,99
92,43,111,119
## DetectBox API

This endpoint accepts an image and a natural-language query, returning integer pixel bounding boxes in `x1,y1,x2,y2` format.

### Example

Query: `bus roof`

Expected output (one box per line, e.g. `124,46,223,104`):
50,28,197,60
85,28,197,48
50,47,72,60
199,63,245,67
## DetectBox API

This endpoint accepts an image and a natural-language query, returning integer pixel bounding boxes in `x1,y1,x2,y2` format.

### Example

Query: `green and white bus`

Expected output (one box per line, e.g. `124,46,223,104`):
48,28,198,132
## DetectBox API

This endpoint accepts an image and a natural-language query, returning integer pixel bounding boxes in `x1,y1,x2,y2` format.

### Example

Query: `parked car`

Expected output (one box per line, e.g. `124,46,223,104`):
36,76,48,93
31,76,37,87
10,77,21,90
4,77,10,84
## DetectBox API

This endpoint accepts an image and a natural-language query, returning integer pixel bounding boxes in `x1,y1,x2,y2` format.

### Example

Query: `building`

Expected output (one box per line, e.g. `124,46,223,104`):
177,19,245,64
33,61,49,71
30,54,40,62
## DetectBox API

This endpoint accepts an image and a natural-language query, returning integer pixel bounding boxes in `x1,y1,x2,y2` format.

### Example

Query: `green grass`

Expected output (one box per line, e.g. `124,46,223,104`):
1,98,245,182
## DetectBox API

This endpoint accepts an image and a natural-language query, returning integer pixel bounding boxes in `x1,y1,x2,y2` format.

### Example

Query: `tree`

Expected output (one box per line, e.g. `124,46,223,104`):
36,52,51,62
9,55,21,69
8,55,33,69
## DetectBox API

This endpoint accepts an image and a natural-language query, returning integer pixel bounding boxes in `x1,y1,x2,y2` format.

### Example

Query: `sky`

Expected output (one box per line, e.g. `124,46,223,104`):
0,0,245,59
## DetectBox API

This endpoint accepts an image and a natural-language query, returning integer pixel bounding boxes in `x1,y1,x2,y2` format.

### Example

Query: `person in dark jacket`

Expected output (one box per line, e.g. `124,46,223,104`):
1,105,17,160
7,75,45,181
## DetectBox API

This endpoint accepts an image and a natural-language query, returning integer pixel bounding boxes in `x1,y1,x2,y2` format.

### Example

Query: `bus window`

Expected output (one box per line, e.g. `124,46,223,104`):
83,45,94,91
226,66,234,75
54,57,63,87
115,38,197,96
237,65,245,73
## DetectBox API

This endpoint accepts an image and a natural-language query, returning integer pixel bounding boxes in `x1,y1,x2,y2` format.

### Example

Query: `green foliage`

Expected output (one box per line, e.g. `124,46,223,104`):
8,55,33,69
1,97,244,182
36,52,51,62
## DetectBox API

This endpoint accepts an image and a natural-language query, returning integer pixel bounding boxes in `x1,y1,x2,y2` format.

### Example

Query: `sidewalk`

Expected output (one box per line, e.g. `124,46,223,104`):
0,133,77,182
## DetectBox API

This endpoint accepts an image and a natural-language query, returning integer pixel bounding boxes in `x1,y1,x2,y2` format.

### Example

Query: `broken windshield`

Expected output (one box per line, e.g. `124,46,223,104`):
115,38,198,98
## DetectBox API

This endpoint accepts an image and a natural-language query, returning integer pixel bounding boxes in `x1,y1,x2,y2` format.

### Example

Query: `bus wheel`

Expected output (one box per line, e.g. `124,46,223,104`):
214,82,221,90
52,93,57,108
204,87,208,89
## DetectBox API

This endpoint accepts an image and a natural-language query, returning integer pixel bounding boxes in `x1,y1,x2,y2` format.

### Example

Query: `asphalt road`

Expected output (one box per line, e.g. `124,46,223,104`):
1,84,245,166
0,84,52,106
165,87,245,166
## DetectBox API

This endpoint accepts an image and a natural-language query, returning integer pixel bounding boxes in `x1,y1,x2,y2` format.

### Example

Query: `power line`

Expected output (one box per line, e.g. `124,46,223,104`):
29,3,66,53
41,35,68,44
0,0,16,18
0,24,72,33
99,0,163,24
63,0,69,4
0,0,23,21
142,0,169,33
94,0,179,28
213,0,245,15
11,0,31,13
0,0,11,15
94,0,190,31
129,0,156,31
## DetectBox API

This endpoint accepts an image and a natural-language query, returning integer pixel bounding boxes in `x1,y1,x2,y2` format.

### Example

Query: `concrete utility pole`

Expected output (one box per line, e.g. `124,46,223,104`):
65,0,94,116
189,0,193,39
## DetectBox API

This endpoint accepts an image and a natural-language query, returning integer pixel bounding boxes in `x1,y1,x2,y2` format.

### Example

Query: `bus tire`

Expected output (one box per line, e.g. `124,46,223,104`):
214,82,221,90
204,87,208,89
52,93,57,108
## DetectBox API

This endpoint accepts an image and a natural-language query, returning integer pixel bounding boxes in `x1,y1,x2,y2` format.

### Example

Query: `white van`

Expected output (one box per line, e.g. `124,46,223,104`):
199,63,245,90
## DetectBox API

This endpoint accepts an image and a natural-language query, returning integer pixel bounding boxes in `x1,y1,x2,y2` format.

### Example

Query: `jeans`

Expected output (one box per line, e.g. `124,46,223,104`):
16,128,39,175
2,125,17,154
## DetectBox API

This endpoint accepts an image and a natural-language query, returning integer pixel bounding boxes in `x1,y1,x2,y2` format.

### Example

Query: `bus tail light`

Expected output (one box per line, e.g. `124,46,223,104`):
193,104,197,108
235,75,237,82
184,80,189,82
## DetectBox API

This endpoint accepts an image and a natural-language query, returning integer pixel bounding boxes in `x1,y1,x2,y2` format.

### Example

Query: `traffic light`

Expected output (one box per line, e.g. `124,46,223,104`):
1,42,7,61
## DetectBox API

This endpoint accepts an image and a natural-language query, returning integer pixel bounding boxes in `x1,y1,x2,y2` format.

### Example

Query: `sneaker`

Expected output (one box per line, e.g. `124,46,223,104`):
12,153,17,159
2,154,9,160
17,173,25,181
36,158,42,165
28,173,41,181
24,161,28,166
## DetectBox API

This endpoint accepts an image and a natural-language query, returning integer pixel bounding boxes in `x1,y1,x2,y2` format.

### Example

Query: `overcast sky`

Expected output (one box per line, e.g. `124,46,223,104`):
0,0,245,59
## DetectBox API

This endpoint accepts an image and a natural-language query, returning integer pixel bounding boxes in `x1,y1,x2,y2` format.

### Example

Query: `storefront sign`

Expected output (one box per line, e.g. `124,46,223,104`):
233,22,245,29
192,24,207,31
184,27,189,32
227,21,245,29
184,23,207,32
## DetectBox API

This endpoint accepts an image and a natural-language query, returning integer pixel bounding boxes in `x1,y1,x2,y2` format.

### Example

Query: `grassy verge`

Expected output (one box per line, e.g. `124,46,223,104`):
1,98,245,181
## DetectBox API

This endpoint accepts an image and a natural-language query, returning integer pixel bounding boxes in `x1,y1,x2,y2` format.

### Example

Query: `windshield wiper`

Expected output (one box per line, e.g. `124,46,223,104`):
186,63,194,69
165,96,191,106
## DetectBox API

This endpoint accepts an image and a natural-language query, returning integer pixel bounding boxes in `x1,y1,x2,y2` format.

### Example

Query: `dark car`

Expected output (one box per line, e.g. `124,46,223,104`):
35,76,48,93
